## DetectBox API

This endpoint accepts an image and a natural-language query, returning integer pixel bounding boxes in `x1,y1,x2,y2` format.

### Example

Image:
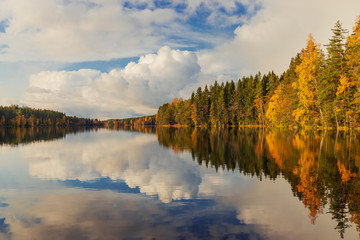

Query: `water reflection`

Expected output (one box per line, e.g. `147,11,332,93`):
0,127,360,239
0,126,156,147
24,130,204,203
0,127,102,146
0,189,269,240
156,127,360,238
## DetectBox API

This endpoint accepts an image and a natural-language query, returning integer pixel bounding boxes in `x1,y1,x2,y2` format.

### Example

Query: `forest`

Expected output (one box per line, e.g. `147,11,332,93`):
157,18,360,130
0,105,103,127
0,105,156,128
104,115,156,128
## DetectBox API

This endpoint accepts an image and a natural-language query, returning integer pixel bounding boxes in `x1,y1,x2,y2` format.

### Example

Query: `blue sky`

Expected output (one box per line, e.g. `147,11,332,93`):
0,0,359,119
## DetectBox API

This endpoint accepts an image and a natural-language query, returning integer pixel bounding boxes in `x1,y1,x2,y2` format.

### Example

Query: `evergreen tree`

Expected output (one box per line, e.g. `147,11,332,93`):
265,71,280,97
236,79,245,125
254,76,265,126
229,84,238,126
201,85,210,126
218,84,229,125
324,21,348,128
210,81,220,127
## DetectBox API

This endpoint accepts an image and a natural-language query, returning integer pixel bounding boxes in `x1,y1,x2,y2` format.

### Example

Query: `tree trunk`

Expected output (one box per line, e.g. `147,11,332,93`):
334,109,339,131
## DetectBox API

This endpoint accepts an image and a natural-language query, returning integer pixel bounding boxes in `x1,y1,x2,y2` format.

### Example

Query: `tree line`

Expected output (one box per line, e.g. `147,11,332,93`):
157,17,360,130
0,105,103,127
0,105,158,128
104,115,156,128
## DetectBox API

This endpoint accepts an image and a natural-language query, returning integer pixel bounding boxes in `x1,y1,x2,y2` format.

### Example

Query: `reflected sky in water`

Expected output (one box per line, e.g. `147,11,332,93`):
0,128,358,239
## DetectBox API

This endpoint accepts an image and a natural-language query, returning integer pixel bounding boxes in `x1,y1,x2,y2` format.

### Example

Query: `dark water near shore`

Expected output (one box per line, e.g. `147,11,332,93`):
0,126,359,239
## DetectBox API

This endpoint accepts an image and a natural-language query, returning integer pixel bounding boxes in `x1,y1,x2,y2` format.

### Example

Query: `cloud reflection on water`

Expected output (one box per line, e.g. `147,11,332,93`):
25,130,205,203
0,189,268,240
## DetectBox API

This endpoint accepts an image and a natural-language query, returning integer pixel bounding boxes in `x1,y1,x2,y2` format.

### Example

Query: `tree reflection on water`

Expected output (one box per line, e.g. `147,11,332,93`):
156,127,360,237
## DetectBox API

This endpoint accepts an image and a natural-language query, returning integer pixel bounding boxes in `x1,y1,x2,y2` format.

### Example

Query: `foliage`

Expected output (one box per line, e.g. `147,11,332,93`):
157,72,277,127
105,115,156,128
293,35,324,127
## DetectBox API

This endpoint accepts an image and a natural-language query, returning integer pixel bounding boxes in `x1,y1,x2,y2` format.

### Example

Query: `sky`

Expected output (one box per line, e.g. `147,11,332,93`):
0,0,359,119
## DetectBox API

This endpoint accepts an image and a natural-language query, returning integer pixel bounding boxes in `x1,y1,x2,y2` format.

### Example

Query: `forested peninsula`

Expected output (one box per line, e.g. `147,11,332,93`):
0,105,103,127
0,105,156,128
157,18,360,130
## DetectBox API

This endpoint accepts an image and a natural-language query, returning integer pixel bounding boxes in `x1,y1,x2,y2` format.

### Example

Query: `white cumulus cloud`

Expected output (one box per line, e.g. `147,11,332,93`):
25,46,201,118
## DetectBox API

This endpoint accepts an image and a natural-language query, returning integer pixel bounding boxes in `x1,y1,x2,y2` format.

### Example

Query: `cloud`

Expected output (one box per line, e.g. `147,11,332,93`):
25,46,201,118
0,0,172,61
0,61,63,107
198,0,360,80
0,0,258,62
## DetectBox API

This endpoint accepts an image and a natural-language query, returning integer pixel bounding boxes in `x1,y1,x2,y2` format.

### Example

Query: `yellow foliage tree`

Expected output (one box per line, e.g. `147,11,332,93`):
345,17,360,124
346,17,360,81
266,83,293,126
293,35,324,128
335,74,357,126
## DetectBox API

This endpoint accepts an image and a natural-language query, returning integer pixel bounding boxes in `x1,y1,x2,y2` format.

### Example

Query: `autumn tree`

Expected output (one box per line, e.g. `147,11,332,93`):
293,35,325,128
266,83,294,126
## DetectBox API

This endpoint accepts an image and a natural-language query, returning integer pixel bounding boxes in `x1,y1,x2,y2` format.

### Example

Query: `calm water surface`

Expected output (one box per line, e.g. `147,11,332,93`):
0,127,359,239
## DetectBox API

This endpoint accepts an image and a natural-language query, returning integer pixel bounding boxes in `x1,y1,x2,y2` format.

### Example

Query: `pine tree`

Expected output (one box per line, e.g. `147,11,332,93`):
229,85,238,126
210,81,220,127
243,76,255,124
324,21,348,128
201,86,210,126
254,76,265,126
218,84,229,125
236,79,245,125
265,71,280,97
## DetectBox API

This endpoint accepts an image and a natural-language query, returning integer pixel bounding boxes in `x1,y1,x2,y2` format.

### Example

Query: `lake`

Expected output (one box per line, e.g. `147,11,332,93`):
0,127,359,239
